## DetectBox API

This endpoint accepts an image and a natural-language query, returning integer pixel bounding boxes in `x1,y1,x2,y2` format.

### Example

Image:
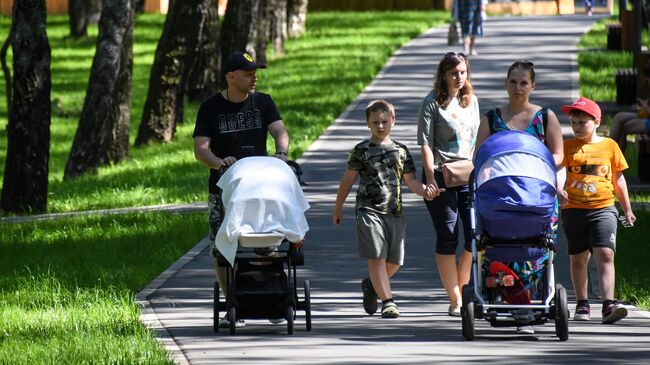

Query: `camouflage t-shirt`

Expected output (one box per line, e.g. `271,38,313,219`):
348,139,417,215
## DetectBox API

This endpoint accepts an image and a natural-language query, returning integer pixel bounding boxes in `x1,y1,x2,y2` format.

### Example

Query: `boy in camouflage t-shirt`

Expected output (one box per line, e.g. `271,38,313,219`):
333,99,434,318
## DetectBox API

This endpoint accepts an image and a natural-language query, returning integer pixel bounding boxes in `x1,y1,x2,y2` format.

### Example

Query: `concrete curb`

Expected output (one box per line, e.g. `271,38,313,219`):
1,203,207,224
135,236,210,365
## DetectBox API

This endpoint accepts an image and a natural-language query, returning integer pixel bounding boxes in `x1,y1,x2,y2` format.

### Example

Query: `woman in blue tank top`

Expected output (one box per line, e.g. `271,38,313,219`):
473,60,564,335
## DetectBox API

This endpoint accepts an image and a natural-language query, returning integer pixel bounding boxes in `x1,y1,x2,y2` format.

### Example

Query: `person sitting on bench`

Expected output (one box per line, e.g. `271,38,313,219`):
609,97,650,154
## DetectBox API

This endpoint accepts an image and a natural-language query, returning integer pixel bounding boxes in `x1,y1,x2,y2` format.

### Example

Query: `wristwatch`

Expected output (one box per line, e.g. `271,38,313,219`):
276,152,288,156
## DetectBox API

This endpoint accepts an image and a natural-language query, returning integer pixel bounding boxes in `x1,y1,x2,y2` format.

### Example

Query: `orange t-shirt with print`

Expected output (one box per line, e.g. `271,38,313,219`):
562,137,628,209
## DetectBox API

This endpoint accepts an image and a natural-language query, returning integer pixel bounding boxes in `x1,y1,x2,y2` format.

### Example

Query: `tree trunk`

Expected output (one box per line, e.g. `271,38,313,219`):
186,0,220,102
1,0,51,214
221,0,258,65
134,0,207,146
221,0,289,66
87,0,103,24
64,0,135,179
253,0,271,64
69,0,102,38
287,0,307,38
69,0,88,38
268,0,287,55
643,0,650,31
135,0,145,13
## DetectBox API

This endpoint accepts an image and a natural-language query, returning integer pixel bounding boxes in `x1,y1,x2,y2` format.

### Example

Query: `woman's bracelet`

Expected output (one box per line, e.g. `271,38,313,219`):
275,151,288,156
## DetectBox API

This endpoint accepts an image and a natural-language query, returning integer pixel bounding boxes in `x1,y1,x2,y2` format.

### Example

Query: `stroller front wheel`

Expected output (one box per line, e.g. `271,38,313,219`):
461,284,475,341
287,306,294,335
304,280,312,331
229,307,237,335
213,281,220,333
554,284,569,341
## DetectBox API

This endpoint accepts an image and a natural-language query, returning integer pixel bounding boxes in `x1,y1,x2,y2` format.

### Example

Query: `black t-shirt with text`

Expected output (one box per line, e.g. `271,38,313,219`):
193,92,281,193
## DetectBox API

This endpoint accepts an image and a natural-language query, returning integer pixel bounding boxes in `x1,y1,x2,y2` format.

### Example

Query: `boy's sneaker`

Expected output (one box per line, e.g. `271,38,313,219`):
361,277,378,315
381,302,400,319
218,315,245,328
574,304,591,321
602,301,627,324
516,325,535,335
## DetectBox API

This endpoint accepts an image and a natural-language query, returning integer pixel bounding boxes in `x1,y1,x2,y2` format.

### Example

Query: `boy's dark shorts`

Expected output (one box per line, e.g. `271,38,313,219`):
561,206,618,255
356,209,405,265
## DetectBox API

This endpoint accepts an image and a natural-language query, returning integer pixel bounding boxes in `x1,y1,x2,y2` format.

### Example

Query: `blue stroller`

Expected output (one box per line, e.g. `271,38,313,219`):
461,131,569,341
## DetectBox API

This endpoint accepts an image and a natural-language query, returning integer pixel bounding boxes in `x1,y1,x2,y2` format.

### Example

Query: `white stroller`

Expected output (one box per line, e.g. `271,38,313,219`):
213,156,311,335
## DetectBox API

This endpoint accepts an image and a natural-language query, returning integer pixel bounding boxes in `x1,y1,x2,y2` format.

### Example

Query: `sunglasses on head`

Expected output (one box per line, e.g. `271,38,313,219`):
445,52,467,59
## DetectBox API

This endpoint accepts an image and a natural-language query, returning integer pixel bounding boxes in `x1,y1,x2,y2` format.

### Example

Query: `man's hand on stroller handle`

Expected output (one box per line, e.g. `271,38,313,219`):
220,156,237,168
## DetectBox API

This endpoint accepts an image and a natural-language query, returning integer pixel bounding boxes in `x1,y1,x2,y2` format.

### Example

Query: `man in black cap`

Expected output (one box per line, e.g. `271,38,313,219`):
193,51,289,328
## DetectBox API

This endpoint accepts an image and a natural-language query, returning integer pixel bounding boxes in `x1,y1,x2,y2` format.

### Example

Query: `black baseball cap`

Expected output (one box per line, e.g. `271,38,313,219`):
223,52,267,74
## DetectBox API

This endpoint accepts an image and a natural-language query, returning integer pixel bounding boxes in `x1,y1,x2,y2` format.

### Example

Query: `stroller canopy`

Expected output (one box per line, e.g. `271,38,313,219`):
215,157,310,265
473,131,556,240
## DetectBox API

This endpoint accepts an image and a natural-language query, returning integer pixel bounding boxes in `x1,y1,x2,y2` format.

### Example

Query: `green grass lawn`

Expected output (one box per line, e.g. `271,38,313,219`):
0,11,448,214
0,212,205,364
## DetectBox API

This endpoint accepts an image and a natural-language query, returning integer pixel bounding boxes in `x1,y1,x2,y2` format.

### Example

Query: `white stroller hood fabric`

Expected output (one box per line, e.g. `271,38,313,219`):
215,157,310,265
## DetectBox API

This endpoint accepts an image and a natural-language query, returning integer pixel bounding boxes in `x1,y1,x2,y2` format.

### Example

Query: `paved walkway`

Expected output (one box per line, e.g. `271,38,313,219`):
139,15,650,365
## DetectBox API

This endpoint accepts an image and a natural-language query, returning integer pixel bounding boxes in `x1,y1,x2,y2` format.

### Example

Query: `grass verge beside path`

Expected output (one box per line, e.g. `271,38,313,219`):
0,11,448,214
615,210,650,310
0,212,205,364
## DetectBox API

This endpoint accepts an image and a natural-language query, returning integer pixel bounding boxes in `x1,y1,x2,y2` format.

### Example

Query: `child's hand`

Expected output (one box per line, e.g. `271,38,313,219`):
557,188,569,206
332,209,343,225
622,210,636,227
423,184,435,201
428,183,445,198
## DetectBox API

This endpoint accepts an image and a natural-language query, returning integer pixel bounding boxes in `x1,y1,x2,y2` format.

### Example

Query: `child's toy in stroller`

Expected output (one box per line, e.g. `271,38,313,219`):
212,156,311,335
462,130,569,341
486,261,530,305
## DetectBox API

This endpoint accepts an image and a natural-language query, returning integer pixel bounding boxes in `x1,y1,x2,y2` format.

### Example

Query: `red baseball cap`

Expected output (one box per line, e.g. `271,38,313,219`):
561,97,601,121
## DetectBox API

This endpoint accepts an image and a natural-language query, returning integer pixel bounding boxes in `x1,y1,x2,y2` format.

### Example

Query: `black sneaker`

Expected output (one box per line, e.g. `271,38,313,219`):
361,277,378,315
574,304,591,321
602,301,627,324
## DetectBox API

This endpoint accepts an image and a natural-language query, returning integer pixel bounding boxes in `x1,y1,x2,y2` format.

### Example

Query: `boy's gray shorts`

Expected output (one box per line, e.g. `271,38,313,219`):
561,206,618,255
356,209,405,265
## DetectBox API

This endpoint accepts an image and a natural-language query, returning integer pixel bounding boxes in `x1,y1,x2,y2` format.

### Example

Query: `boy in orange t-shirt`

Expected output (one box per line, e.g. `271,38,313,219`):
558,97,636,325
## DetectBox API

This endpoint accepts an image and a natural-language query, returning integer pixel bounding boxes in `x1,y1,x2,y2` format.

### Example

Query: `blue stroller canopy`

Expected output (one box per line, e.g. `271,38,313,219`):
473,131,557,240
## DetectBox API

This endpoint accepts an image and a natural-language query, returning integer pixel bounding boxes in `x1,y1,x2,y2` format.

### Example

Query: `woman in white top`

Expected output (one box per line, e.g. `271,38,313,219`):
417,52,481,316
